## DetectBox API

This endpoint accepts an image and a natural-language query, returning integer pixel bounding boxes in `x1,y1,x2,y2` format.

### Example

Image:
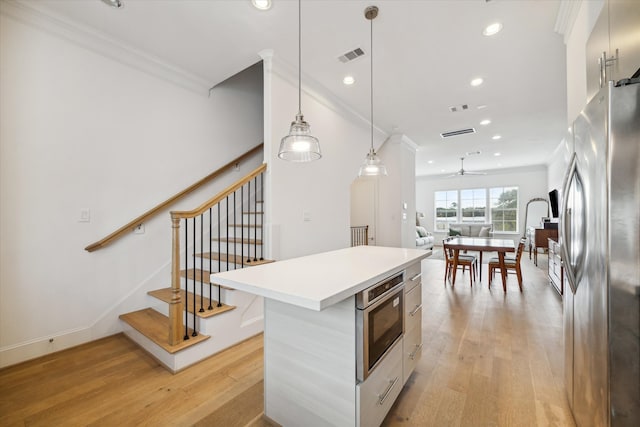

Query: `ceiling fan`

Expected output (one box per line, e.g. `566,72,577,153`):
448,156,487,177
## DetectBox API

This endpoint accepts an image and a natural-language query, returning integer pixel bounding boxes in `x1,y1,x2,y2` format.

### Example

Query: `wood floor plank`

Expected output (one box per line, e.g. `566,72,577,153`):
1,254,575,427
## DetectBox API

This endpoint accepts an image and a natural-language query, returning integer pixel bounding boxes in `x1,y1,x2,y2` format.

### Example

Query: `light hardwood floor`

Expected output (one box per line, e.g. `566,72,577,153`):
0,251,575,426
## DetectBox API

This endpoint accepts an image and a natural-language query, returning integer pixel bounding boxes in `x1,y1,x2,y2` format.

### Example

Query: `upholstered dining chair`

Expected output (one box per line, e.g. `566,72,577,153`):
442,238,478,287
488,240,526,291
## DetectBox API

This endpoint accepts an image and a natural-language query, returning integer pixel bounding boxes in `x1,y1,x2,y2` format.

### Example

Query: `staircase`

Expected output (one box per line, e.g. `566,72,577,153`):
119,164,273,373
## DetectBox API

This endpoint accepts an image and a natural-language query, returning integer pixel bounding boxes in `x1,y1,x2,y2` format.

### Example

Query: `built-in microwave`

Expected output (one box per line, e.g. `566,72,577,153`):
356,272,404,382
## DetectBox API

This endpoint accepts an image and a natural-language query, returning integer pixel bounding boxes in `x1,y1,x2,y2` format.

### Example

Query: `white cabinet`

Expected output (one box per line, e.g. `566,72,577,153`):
357,339,403,427
403,261,422,384
586,0,640,101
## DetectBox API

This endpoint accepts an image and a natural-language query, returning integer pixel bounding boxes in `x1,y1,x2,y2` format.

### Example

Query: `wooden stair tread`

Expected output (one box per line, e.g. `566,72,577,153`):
148,288,236,318
211,237,262,245
119,308,209,354
181,268,234,289
195,252,275,266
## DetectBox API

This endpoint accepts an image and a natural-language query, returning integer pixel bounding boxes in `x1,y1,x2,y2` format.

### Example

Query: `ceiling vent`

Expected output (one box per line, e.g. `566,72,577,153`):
338,47,365,63
440,128,476,138
449,104,469,112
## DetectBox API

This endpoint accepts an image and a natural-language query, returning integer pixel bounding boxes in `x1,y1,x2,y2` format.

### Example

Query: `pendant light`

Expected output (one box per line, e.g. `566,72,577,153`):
358,5,387,177
278,0,321,162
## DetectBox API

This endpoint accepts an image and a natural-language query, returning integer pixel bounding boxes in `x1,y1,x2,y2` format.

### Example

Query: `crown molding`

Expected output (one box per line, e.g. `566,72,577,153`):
554,0,582,44
1,0,211,95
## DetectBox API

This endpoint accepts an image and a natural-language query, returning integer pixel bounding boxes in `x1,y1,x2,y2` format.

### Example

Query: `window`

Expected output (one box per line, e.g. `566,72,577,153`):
460,188,486,223
434,190,458,231
490,187,518,232
433,186,519,233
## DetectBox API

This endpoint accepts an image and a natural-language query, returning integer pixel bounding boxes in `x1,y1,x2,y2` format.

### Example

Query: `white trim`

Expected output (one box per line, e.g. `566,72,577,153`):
1,0,210,94
555,0,582,44
0,327,92,368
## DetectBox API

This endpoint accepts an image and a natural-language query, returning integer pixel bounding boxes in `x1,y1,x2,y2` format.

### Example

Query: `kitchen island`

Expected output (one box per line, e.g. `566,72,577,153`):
213,245,430,426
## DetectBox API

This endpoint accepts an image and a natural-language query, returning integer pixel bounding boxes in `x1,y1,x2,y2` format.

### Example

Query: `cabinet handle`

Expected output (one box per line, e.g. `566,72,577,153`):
378,376,399,405
599,50,618,88
409,304,422,316
410,273,422,282
409,343,423,360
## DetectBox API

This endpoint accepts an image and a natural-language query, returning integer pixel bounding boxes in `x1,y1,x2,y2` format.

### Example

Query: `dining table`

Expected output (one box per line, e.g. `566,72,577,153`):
446,237,516,291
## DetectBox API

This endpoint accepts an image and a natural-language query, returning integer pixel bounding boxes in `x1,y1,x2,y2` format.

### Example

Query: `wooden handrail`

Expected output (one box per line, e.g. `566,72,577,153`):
171,163,267,220
85,143,264,252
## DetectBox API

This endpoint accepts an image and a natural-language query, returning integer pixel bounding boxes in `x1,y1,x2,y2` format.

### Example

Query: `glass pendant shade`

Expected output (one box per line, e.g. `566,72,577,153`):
358,147,388,177
278,0,321,163
358,5,386,178
278,113,321,162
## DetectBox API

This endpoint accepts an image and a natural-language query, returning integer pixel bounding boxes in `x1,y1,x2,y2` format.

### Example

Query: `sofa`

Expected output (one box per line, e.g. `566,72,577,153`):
448,223,493,238
416,226,435,250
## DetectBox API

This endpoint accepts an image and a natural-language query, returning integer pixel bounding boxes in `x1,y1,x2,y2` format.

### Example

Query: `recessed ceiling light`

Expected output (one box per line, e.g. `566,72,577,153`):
343,75,355,85
427,160,434,164
483,22,503,36
101,0,124,8
477,104,488,109
470,77,484,87
480,119,491,126
251,0,272,11
494,152,501,156
492,135,501,140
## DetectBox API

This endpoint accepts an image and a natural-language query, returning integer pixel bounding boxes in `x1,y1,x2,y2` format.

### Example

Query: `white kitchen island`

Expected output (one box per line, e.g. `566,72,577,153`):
213,245,430,427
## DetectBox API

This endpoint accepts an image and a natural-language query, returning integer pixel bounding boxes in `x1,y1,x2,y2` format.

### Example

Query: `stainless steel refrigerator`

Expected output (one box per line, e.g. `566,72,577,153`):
561,79,639,427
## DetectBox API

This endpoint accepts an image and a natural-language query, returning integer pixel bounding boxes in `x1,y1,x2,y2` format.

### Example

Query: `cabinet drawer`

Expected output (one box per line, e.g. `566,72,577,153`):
405,262,422,292
405,283,422,333
403,324,422,384
357,339,403,427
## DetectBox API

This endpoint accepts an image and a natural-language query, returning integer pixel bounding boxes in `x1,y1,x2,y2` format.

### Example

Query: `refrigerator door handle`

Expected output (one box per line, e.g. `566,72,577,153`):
560,152,586,295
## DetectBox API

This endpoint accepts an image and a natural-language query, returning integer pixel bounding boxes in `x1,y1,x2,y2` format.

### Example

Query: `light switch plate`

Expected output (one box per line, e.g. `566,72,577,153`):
79,208,90,223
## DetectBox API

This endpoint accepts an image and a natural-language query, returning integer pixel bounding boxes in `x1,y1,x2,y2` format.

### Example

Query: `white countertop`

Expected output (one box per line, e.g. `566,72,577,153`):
212,246,431,311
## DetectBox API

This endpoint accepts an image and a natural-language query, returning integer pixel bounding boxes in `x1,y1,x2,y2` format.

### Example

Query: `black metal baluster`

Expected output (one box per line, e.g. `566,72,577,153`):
260,172,264,260
241,184,245,268
225,196,231,271
184,218,189,340
192,218,197,336
233,191,237,269
208,207,213,310
199,214,204,313
253,176,258,262
246,179,252,263
217,203,221,306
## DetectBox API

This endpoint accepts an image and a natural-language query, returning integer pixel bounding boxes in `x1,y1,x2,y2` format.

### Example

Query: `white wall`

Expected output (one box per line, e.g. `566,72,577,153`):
0,13,263,366
377,134,417,248
264,55,379,261
416,166,549,243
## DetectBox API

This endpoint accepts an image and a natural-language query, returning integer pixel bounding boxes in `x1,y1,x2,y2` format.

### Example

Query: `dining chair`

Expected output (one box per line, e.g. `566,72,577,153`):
488,240,525,291
442,238,478,287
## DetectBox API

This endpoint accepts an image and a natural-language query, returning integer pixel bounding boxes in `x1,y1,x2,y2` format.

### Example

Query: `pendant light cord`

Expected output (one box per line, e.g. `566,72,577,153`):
370,13,374,152
298,0,302,116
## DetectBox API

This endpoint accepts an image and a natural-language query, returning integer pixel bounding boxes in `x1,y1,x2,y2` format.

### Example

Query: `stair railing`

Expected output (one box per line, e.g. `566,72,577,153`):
85,143,263,252
350,225,369,247
168,164,266,345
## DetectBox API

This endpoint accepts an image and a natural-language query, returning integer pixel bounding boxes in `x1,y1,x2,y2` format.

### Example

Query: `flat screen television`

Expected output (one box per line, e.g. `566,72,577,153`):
549,189,559,218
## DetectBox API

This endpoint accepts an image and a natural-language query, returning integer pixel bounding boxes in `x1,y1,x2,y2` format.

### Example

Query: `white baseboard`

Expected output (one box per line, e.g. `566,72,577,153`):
0,327,92,368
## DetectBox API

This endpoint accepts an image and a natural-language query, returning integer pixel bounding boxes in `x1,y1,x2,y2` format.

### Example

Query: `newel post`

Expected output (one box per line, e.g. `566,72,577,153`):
169,215,183,346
